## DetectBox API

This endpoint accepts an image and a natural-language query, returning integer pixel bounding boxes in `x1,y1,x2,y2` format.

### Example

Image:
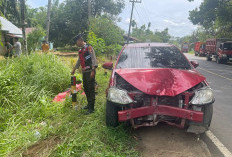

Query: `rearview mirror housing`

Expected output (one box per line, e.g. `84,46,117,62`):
102,62,113,70
190,61,199,68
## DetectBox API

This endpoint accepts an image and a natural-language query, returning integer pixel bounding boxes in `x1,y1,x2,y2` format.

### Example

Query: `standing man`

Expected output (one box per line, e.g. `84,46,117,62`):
71,34,98,114
11,38,22,57
4,41,13,58
41,40,49,53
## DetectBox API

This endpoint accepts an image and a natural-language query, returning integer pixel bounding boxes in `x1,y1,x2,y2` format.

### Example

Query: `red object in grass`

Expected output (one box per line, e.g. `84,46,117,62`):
53,84,85,102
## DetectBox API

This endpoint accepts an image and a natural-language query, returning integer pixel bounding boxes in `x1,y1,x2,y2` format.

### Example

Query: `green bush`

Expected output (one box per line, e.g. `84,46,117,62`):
0,54,139,157
0,53,70,126
105,44,122,56
27,26,46,53
87,31,106,56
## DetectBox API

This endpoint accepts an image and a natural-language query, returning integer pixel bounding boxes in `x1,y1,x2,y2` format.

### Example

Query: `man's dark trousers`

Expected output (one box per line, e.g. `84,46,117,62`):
82,70,95,111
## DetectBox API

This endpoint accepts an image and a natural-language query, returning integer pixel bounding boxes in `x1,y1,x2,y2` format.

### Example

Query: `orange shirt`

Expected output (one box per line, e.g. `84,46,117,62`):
42,44,49,52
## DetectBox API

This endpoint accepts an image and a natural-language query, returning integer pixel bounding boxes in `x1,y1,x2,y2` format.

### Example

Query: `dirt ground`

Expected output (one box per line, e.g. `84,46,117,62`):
134,123,211,157
22,136,61,157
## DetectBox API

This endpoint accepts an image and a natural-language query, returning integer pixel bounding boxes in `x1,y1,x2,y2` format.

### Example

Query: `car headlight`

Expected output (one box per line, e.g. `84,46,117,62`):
190,87,215,105
107,88,133,104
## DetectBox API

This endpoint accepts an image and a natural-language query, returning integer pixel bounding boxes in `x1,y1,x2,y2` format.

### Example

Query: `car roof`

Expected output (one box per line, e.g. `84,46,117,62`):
125,42,173,48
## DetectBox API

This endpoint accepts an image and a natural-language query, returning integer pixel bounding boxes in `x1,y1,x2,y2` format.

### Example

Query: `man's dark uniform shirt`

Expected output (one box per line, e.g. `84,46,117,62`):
75,44,98,112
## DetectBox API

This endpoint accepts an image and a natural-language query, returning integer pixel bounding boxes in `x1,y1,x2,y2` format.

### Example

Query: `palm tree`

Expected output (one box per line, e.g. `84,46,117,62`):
20,0,27,53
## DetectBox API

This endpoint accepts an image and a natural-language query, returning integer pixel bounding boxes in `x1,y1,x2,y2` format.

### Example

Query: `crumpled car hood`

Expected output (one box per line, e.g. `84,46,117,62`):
115,68,206,96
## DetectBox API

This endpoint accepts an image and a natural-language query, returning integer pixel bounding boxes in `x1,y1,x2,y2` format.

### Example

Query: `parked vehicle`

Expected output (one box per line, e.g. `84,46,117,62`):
103,43,214,134
194,42,206,56
206,38,232,64
181,42,189,53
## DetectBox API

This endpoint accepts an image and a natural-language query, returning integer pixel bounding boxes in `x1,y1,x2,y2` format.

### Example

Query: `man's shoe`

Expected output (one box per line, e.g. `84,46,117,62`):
82,105,89,110
84,110,94,115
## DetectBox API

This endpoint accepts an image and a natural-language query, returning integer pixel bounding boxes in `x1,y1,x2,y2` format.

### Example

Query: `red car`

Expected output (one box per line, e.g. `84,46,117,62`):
103,43,214,134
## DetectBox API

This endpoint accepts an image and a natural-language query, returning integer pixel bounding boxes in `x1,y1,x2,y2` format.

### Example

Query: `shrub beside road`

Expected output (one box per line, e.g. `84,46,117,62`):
0,54,138,156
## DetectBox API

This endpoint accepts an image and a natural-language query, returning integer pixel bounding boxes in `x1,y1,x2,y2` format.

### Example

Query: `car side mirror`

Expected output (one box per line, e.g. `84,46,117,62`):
102,62,113,70
190,61,199,68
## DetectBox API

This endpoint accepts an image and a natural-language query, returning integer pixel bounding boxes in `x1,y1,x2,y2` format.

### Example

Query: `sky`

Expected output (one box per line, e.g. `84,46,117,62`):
27,0,203,37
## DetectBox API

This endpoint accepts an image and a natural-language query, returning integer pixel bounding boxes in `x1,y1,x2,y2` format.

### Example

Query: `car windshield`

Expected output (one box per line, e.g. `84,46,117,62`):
116,46,192,69
223,43,232,50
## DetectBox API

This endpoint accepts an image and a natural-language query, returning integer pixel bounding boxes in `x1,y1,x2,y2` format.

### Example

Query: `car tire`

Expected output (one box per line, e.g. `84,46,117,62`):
223,59,228,64
106,101,119,127
206,54,212,61
216,57,222,64
188,104,213,133
201,104,213,129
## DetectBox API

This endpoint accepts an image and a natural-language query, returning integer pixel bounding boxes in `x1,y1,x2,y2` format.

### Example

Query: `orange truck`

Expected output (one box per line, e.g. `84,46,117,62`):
194,42,206,56
181,42,189,53
206,38,232,64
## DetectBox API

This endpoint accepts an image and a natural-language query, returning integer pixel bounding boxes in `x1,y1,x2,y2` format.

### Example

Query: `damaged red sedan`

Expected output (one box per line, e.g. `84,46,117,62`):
103,43,214,134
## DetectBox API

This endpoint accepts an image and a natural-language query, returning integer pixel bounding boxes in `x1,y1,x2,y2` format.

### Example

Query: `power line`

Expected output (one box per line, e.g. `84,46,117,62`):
127,0,142,44
134,5,146,26
141,0,151,22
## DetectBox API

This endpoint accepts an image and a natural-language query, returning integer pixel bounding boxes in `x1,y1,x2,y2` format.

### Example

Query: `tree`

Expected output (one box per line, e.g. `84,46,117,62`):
20,0,27,53
0,0,20,26
27,26,46,53
132,23,171,43
89,16,124,45
87,31,105,55
188,0,232,38
92,0,125,17
49,0,125,47
45,0,52,42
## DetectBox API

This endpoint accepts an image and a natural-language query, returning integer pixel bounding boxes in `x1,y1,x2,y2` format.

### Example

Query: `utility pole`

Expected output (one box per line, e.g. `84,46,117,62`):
88,0,92,25
46,0,52,43
127,0,141,44
20,0,27,54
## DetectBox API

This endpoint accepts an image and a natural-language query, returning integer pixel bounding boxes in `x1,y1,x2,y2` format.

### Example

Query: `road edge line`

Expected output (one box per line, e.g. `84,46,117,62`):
199,67,232,81
206,130,232,157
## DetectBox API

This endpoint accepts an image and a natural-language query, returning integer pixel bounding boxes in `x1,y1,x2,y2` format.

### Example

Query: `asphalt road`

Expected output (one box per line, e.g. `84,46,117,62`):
185,53,232,157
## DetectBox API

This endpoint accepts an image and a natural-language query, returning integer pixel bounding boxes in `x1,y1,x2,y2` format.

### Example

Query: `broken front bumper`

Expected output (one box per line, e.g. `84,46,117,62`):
118,105,203,122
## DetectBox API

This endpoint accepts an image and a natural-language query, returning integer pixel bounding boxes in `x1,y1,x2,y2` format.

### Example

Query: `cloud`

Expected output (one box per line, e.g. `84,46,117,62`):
125,18,131,24
118,0,203,37
163,19,186,26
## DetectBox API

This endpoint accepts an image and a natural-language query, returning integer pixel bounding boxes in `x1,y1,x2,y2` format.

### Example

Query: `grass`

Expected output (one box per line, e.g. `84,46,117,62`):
188,50,194,54
0,53,139,157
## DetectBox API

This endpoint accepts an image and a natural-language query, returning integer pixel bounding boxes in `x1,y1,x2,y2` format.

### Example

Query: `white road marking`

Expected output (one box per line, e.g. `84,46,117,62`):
206,130,232,157
199,67,232,82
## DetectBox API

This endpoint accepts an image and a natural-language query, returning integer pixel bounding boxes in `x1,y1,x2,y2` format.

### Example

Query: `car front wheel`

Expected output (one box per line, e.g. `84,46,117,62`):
201,103,213,129
106,101,119,127
188,104,213,134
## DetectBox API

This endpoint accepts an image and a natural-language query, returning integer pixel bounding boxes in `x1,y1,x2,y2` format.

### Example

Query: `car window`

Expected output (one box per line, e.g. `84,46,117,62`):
223,43,232,50
116,46,191,69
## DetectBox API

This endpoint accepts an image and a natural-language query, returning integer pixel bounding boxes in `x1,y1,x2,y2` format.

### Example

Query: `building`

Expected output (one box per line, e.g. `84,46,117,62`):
0,16,22,55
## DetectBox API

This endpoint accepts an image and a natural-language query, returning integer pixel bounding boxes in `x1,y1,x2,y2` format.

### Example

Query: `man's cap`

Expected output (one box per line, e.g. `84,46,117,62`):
72,33,84,43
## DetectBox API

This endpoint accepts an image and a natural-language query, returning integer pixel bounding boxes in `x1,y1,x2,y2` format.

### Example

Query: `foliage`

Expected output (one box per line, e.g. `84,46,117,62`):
26,6,47,28
132,23,171,43
105,44,122,56
0,0,20,26
188,0,232,38
175,27,212,46
0,54,139,156
92,0,125,17
90,16,124,45
27,26,46,53
49,0,125,47
87,31,106,55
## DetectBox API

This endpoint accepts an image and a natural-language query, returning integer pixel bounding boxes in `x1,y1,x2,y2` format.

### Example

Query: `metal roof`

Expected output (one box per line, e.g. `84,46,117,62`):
0,16,22,36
